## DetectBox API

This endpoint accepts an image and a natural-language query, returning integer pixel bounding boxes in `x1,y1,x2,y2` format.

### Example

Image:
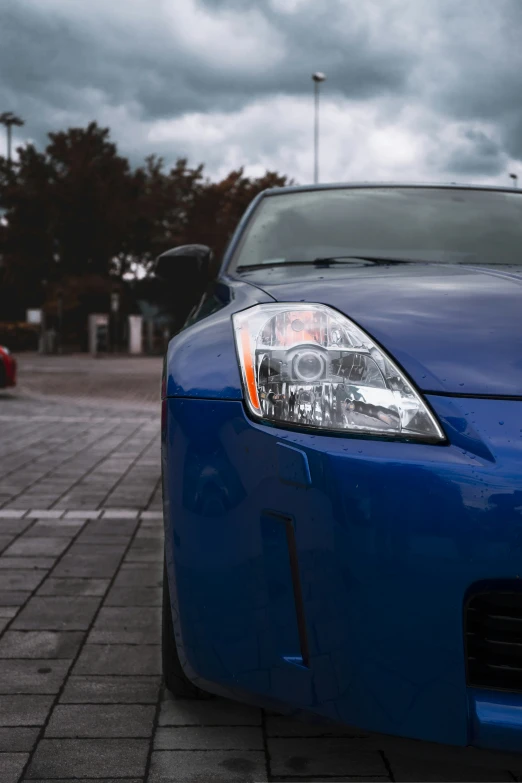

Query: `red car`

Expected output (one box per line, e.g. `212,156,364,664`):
0,346,16,388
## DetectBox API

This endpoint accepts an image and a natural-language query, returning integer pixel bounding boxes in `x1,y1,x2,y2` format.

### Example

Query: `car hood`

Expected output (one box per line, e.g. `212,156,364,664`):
239,263,522,396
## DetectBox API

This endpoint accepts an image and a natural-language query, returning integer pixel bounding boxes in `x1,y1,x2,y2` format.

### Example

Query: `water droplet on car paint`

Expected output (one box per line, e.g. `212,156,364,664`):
499,421,504,425
459,383,464,387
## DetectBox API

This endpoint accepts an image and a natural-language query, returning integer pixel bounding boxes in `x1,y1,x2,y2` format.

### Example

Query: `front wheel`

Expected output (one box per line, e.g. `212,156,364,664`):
162,559,212,699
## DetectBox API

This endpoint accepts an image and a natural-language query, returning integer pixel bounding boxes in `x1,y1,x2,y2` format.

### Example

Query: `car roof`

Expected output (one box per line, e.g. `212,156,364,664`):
263,182,521,197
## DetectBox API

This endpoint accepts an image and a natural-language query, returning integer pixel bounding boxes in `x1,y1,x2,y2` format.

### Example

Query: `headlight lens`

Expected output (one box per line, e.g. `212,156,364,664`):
233,303,445,441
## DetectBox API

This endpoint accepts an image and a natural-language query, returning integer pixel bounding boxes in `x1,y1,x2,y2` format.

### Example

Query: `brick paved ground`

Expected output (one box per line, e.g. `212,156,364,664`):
0,359,521,782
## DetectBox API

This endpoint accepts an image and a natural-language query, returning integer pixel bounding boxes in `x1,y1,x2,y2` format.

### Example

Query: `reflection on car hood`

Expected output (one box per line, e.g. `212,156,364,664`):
239,263,522,397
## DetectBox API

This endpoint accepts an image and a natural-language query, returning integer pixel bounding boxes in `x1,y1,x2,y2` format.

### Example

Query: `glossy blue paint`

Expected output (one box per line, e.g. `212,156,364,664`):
164,279,273,399
163,392,522,750
276,443,312,488
471,690,522,753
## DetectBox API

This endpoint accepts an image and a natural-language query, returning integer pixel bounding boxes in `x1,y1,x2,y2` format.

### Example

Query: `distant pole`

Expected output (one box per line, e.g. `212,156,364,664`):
509,173,518,189
57,288,63,355
111,289,120,353
0,112,24,165
312,73,326,184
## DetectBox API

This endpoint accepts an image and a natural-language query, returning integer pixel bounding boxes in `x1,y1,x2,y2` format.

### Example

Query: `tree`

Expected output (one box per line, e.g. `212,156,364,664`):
46,122,134,279
0,144,55,315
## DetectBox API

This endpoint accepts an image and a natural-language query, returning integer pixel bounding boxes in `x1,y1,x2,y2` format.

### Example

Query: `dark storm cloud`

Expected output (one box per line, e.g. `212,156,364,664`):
0,0,521,176
441,130,506,177
0,0,415,149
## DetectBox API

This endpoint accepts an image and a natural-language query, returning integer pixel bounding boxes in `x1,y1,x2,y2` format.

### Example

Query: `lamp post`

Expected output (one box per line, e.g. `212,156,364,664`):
312,72,327,184
509,173,518,189
0,112,24,165
111,289,120,353
57,287,63,355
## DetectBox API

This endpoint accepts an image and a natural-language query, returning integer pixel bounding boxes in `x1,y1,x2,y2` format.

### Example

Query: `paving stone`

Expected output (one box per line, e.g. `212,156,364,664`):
12,596,101,631
0,695,53,726
0,752,28,783
64,510,101,519
74,644,161,676
266,714,369,737
26,738,149,778
113,563,163,587
0,726,39,751
25,779,142,783
0,535,16,553
154,725,264,750
0,570,46,592
149,749,267,782
26,510,64,519
390,758,513,781
0,510,26,518
29,522,82,537
45,704,155,738
267,738,388,778
105,584,162,606
0,590,30,606
0,518,33,534
0,631,84,659
83,518,138,537
60,675,160,704
3,537,70,558
0,606,19,618
141,511,163,519
75,530,131,546
135,525,163,540
159,695,263,727
37,577,110,597
0,557,56,570
0,659,71,694
49,547,125,578
125,544,163,564
88,606,161,644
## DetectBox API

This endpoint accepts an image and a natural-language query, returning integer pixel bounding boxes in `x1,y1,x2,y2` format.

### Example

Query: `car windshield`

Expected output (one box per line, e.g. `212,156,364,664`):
231,187,522,269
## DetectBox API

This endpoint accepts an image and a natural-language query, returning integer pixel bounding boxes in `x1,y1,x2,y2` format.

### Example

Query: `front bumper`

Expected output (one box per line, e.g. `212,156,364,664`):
162,393,522,753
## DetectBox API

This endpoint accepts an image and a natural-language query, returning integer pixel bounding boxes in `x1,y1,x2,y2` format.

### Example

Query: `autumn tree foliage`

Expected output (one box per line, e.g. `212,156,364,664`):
0,121,289,321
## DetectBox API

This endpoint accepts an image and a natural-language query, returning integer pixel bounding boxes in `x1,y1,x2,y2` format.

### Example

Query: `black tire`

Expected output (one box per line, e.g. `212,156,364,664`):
0,360,6,389
162,559,212,699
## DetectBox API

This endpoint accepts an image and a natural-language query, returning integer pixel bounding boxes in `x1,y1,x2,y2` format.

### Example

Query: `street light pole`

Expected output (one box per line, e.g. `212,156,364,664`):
0,112,24,164
312,73,326,184
57,288,63,355
509,173,518,189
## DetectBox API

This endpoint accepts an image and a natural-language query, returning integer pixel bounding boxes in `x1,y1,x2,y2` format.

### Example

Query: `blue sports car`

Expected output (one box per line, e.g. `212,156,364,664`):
160,183,522,755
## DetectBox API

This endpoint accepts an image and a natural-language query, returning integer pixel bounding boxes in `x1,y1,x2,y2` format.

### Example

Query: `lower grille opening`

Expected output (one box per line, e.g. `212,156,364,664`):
466,588,522,693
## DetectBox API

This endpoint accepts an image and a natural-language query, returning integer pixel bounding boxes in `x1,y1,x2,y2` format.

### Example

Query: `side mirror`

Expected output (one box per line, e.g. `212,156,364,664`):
155,244,214,284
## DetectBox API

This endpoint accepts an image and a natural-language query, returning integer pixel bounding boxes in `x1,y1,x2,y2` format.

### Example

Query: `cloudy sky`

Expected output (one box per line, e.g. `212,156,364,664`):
1,0,521,186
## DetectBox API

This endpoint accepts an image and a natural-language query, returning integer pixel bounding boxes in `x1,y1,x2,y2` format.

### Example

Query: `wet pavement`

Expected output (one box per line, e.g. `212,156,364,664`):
0,357,520,782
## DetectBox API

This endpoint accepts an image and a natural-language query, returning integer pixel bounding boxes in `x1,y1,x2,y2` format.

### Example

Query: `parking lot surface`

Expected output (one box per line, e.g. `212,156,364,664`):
0,358,521,782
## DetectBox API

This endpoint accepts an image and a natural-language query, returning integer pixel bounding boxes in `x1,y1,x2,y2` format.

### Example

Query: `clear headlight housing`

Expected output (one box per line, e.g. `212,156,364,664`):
233,303,445,442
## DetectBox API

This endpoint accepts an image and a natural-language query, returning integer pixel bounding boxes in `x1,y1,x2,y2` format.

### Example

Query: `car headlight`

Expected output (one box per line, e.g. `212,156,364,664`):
233,303,445,442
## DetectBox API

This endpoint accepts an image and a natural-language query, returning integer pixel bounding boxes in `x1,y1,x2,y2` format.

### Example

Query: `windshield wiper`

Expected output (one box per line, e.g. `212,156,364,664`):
236,255,420,272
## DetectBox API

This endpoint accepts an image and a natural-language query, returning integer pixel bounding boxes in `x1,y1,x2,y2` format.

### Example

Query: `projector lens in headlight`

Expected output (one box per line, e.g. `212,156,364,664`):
233,303,445,442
